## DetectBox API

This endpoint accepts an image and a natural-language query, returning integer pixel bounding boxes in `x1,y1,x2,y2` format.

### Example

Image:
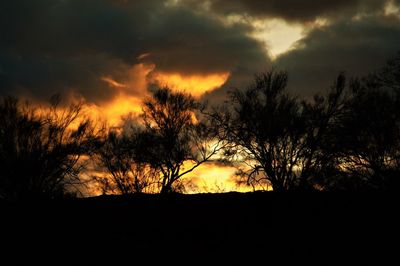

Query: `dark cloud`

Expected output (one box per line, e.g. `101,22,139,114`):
0,0,270,102
276,15,400,97
2,0,399,105
200,0,387,22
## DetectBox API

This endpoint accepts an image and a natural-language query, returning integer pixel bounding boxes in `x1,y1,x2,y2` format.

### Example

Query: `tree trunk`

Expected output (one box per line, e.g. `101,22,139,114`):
160,182,173,194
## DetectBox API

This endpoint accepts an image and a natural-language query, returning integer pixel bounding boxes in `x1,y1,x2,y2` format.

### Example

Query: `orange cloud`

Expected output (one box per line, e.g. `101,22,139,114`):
100,76,128,89
125,63,155,94
151,71,230,98
84,65,242,195
83,94,143,126
95,63,229,126
92,63,156,126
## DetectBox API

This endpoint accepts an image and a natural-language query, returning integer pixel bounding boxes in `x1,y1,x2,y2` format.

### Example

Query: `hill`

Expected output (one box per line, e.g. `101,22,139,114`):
1,192,398,264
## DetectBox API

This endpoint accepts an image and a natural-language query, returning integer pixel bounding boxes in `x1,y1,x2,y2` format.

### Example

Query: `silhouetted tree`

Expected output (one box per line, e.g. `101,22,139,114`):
94,125,159,195
213,71,304,191
137,87,223,194
213,71,348,191
299,74,349,189
0,96,96,200
311,53,400,190
327,77,400,190
380,52,400,92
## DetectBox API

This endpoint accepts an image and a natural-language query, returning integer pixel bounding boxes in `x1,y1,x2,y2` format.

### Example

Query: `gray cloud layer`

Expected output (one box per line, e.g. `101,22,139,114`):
276,14,400,96
187,0,387,22
0,0,270,102
212,0,385,22
1,0,399,104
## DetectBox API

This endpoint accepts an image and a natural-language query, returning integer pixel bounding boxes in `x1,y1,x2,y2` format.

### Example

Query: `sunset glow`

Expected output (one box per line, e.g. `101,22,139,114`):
3,0,399,197
151,71,230,98
100,76,128,89
84,94,143,126
184,162,247,193
2,1,398,256
180,161,271,193
96,64,230,126
94,63,155,126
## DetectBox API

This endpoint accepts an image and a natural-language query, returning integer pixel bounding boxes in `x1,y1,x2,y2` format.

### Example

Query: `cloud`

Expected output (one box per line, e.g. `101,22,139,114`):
197,0,387,23
2,0,398,106
150,71,230,98
0,0,270,103
275,14,400,96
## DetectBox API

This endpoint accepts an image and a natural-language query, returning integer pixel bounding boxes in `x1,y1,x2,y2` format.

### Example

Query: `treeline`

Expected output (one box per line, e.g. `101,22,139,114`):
1,54,400,200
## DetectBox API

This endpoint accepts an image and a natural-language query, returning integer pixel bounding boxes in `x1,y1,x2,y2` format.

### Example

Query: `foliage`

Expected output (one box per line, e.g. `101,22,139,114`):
0,96,96,200
137,87,224,194
213,71,372,191
94,125,159,195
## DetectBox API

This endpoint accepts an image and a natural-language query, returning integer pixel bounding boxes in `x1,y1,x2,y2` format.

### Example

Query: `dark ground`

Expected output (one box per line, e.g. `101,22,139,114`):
1,192,398,264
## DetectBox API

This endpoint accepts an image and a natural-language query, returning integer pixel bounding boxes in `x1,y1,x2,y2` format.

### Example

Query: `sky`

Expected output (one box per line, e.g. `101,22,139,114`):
1,0,400,193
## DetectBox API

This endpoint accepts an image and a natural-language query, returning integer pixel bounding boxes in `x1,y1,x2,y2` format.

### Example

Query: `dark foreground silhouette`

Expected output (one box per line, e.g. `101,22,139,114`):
2,192,398,264
2,53,400,201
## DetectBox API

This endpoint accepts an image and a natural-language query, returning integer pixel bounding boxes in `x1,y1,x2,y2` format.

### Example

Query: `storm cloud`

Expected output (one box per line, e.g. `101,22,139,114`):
199,0,387,23
276,14,400,97
0,0,270,102
1,0,399,105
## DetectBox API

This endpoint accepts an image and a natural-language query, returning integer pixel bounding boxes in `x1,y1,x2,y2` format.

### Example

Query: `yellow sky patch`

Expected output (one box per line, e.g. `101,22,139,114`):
181,161,269,193
250,18,305,59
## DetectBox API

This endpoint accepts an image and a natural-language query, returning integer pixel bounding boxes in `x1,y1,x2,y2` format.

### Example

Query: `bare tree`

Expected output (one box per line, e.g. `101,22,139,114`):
327,76,400,190
137,87,223,194
213,71,347,191
299,73,349,189
94,125,159,195
212,71,303,191
0,96,96,200
379,52,400,92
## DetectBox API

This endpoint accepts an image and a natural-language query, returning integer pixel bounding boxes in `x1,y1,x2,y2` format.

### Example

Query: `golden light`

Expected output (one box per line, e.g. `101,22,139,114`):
151,71,230,98
92,63,155,126
85,64,239,195
181,161,264,193
100,76,128,89
95,63,229,126
83,94,143,126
